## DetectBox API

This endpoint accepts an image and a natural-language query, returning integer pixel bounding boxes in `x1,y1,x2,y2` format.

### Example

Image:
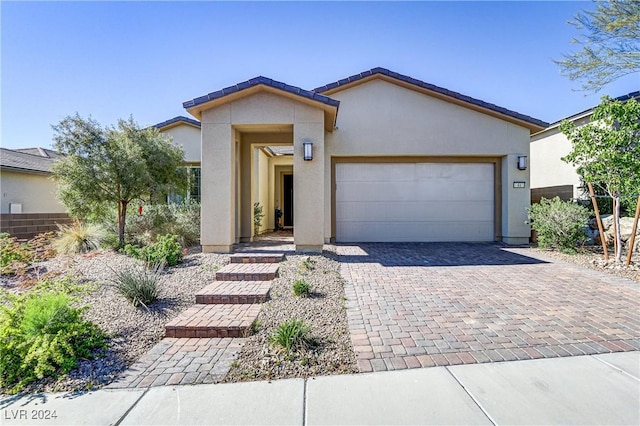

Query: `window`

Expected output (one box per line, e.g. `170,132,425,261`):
168,166,201,204
188,166,201,202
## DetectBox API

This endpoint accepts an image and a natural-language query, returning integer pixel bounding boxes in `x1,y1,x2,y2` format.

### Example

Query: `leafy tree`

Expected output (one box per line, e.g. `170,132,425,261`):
561,96,640,262
51,115,186,247
555,0,639,92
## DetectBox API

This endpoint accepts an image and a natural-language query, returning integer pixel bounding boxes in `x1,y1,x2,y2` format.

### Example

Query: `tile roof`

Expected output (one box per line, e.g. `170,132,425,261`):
183,76,340,110
0,148,59,173
153,116,201,129
314,67,549,128
14,147,63,160
539,91,640,131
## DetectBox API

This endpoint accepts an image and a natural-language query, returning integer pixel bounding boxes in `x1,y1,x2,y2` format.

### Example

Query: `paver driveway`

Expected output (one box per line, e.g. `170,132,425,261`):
337,243,640,372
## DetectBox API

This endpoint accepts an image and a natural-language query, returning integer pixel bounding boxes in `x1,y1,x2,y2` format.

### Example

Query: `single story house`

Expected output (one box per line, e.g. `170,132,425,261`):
530,91,640,204
0,147,71,239
0,147,66,214
159,67,548,252
153,116,203,203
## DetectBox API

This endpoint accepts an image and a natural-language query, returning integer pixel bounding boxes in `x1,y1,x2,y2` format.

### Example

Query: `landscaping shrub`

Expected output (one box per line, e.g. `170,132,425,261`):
0,233,31,275
111,262,162,308
292,279,311,297
53,221,106,254
0,286,106,394
27,232,57,262
269,319,315,353
253,202,264,236
126,202,200,247
123,234,184,266
528,197,590,252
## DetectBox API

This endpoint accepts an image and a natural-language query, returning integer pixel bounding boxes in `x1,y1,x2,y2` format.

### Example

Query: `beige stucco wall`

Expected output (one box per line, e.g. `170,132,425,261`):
1,171,67,213
160,124,201,163
200,91,325,252
324,79,532,244
530,126,583,200
254,148,270,234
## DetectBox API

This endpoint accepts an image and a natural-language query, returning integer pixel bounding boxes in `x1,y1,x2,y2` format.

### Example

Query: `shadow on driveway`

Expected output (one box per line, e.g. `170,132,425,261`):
336,242,548,267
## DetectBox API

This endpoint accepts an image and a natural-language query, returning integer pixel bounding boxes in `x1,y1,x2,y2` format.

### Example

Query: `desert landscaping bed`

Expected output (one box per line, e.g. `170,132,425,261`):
0,249,357,394
223,253,358,382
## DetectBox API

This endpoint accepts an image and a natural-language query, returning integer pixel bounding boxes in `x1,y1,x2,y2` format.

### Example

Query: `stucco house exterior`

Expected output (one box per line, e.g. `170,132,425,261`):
530,91,640,204
160,67,548,252
154,116,203,203
0,147,71,239
0,147,66,214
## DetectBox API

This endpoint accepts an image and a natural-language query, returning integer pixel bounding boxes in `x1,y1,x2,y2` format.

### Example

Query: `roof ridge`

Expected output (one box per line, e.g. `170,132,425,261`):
182,76,340,110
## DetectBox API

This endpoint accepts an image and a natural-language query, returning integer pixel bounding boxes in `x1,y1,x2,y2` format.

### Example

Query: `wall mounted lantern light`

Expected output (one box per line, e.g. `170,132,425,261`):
517,155,527,171
303,141,313,161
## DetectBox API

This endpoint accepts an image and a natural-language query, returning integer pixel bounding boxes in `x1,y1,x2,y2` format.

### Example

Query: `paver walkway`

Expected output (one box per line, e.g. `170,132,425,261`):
110,251,283,388
338,242,640,372
108,338,244,388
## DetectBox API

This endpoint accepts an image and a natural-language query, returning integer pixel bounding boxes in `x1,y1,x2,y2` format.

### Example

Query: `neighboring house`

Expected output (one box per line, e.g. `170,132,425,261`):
154,116,203,202
530,91,640,204
160,67,548,252
0,147,71,239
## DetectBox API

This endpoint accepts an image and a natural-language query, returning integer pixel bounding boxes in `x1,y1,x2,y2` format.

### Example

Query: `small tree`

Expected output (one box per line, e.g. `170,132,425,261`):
555,0,640,92
561,96,640,261
51,114,186,247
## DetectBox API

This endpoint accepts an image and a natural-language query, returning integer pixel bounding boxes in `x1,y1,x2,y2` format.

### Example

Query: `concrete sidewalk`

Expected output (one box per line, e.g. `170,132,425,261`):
2,352,638,425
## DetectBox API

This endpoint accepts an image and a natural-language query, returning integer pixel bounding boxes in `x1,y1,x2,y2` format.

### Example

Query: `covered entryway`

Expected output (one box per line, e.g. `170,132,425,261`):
335,162,496,242
183,77,339,253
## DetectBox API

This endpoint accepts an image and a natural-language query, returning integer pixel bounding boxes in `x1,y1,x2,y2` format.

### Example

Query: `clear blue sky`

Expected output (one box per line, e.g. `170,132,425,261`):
2,1,638,150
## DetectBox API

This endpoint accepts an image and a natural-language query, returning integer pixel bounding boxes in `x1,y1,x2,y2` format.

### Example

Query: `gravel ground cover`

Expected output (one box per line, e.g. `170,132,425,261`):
1,247,357,394
224,252,358,382
532,246,639,283
1,249,228,394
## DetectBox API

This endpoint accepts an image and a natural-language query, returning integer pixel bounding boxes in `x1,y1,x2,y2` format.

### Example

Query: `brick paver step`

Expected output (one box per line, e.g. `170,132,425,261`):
230,253,285,264
216,263,279,281
165,304,260,338
195,281,271,304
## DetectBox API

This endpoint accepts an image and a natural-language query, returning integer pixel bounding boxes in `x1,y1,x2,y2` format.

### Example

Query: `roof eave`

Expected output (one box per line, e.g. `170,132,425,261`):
317,71,548,133
0,165,51,175
185,84,339,132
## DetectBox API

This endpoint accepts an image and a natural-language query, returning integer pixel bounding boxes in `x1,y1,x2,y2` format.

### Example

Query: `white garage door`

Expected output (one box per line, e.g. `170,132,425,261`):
335,163,494,242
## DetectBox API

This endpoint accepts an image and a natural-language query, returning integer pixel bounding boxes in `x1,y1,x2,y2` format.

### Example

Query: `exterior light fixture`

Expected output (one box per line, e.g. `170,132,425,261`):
303,141,313,161
517,155,527,171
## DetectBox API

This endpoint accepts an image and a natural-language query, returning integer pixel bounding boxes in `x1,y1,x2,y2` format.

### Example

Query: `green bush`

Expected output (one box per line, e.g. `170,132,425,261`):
53,221,105,254
0,233,31,275
123,234,184,266
0,289,106,394
253,202,264,236
528,197,590,251
269,319,315,353
112,262,162,308
126,202,200,247
292,279,311,297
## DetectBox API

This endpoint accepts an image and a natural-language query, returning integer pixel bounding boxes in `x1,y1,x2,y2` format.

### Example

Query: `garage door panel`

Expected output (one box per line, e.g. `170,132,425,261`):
336,201,493,221
339,179,493,202
337,220,494,242
336,163,416,182
336,162,494,242
338,181,418,202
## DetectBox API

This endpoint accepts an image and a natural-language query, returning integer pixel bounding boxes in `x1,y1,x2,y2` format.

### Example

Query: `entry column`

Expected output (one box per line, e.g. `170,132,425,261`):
201,117,236,253
293,121,325,252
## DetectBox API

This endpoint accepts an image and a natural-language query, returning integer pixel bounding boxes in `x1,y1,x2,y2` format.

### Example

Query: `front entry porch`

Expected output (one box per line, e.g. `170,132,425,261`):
190,86,336,253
